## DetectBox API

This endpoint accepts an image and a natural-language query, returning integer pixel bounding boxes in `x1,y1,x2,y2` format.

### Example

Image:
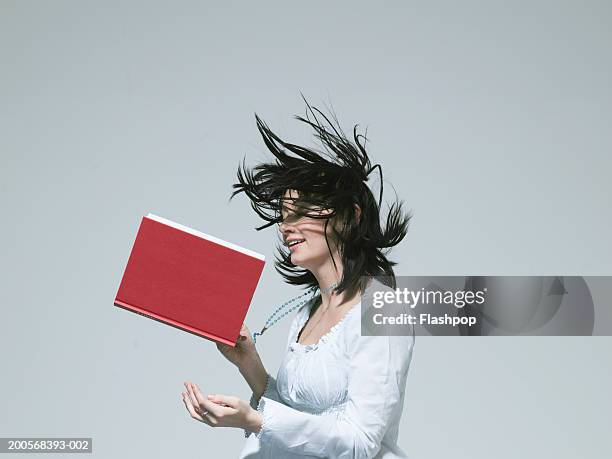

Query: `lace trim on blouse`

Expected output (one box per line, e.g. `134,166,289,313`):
244,372,275,438
291,301,359,352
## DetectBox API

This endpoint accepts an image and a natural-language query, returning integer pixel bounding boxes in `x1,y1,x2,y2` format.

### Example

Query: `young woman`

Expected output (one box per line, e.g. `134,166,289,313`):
182,100,415,458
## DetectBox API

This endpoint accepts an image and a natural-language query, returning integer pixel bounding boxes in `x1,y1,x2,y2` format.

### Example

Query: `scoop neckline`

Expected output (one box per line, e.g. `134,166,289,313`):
292,299,360,351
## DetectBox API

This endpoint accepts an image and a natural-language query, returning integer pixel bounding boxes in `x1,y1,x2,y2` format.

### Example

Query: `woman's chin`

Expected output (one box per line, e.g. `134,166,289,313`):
289,255,305,267
289,253,310,269
289,255,320,271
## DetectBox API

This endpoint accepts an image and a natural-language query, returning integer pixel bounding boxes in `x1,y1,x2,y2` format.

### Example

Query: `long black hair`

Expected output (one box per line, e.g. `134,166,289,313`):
230,97,411,302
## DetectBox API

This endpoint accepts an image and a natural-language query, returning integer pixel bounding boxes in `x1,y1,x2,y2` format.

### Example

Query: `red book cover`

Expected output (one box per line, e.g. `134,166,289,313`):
114,213,265,346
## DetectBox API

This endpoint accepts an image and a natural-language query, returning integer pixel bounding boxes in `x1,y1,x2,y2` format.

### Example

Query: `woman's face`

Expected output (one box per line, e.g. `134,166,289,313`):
278,189,339,270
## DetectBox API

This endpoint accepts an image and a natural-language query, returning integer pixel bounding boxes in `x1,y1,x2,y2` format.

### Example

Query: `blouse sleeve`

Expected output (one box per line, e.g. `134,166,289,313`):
251,330,414,458
247,372,282,408
244,372,283,438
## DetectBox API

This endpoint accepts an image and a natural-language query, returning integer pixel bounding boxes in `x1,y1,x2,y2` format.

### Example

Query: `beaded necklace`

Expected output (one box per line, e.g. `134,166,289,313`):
252,282,339,343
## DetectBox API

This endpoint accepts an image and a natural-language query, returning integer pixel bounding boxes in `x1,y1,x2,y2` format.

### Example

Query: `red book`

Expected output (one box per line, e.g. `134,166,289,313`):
114,213,265,346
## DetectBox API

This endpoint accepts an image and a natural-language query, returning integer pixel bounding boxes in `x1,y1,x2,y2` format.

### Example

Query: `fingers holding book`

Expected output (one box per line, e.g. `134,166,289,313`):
215,323,257,369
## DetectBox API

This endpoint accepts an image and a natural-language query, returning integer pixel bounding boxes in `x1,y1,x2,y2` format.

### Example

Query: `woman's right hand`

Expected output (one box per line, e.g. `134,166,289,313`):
216,323,258,370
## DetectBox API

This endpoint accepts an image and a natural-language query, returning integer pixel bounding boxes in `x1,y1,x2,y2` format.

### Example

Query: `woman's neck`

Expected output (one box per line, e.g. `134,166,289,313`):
312,265,342,304
309,249,363,308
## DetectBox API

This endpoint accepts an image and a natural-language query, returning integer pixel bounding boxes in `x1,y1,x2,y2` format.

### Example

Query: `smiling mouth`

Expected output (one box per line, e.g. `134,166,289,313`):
287,239,305,248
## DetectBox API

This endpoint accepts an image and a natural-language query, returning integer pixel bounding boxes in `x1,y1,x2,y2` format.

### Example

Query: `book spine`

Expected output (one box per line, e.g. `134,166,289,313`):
113,298,236,347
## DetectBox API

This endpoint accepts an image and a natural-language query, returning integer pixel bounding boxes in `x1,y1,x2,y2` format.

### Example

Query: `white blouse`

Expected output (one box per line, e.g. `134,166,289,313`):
239,296,415,458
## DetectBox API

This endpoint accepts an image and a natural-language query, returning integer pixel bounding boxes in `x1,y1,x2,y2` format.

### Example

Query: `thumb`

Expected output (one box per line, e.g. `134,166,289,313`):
208,393,237,407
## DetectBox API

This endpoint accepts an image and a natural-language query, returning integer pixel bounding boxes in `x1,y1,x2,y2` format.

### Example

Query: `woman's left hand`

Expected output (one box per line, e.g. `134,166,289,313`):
182,381,262,433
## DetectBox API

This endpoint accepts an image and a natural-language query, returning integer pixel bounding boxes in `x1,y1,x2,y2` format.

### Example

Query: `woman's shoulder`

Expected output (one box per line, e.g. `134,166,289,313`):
342,301,415,362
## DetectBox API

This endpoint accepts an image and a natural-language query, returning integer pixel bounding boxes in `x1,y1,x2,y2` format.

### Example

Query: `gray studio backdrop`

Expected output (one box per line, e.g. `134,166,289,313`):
1,1,611,458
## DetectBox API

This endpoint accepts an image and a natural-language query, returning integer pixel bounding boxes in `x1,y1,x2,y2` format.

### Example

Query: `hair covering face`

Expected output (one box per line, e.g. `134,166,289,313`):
230,97,412,296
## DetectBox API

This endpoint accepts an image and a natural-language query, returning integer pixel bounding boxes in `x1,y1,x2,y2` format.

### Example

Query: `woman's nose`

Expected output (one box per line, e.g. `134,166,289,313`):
279,222,293,234
279,221,299,237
